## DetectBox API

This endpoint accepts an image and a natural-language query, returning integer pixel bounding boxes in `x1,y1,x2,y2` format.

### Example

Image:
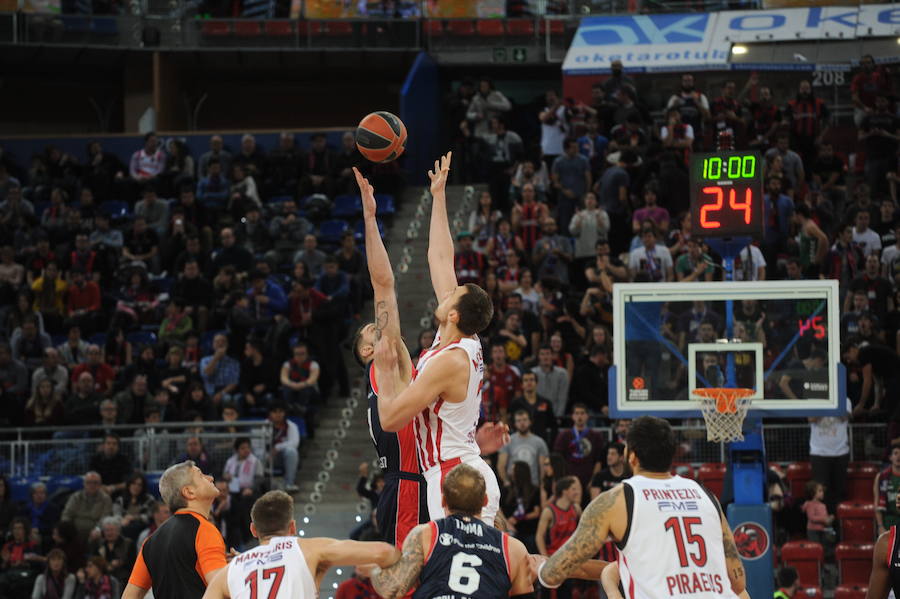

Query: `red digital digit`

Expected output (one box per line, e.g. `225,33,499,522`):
797,316,826,340
813,316,826,339
699,187,723,229
797,318,811,337
729,188,753,224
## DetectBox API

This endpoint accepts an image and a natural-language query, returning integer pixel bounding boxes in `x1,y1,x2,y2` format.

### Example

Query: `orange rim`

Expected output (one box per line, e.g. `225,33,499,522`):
692,388,754,414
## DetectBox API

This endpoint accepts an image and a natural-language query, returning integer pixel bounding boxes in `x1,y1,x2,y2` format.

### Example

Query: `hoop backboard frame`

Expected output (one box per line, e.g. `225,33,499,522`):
687,342,764,401
610,279,846,419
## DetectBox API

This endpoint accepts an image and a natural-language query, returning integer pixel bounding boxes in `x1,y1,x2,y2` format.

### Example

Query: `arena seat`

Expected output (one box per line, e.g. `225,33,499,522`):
798,586,822,599
127,331,158,347
233,21,261,36
374,193,395,217
671,462,695,479
545,19,565,35
476,19,505,36
145,472,162,498
9,476,40,502
846,462,878,502
781,541,823,587
834,585,868,599
446,20,476,36
837,501,875,542
836,543,873,585
786,461,812,499
99,200,132,221
353,218,384,242
264,21,293,36
506,19,535,36
697,462,726,498
200,20,231,36
318,219,349,245
424,20,444,36
47,475,83,495
331,194,362,219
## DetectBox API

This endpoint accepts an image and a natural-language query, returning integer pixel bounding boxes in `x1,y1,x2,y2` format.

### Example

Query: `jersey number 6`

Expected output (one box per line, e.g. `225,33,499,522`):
664,517,708,568
448,552,483,594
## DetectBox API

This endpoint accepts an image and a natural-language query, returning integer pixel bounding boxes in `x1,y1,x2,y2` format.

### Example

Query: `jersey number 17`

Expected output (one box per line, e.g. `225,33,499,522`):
245,566,286,599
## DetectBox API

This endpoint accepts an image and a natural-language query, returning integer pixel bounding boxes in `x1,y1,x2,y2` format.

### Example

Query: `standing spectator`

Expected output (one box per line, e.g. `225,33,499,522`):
762,176,794,265
454,232,485,287
801,481,834,548
553,404,606,503
811,141,847,209
31,548,76,599
742,79,781,150
535,476,581,599
533,218,573,286
827,223,865,290
90,435,133,497
783,80,830,169
200,334,240,409
859,94,900,196
88,516,135,584
466,76,512,139
850,54,892,127
485,341,521,422
482,118,523,211
532,346,570,420
666,74,710,147
853,209,882,257
222,437,262,550
509,371,555,445
847,253,893,322
569,192,609,281
629,224,674,282
267,403,300,494
569,345,610,416
299,133,334,197
511,183,549,253
809,407,849,514
596,150,634,251
601,60,635,103
632,182,670,240
875,442,900,536
675,237,714,283
539,90,569,171
576,116,609,174
794,204,829,278
711,81,742,137
882,224,900,286
660,108,694,166
60,472,112,545
765,135,805,192
498,410,549,489
198,135,232,178
279,342,320,421
500,461,542,554
552,139,591,231
129,132,166,183
589,442,627,499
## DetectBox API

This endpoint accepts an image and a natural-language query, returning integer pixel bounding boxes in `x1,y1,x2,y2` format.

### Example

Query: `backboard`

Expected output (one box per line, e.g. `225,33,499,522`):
610,280,846,419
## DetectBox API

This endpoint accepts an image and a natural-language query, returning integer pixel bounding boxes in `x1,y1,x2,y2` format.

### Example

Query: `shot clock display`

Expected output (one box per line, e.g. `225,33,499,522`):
689,151,764,238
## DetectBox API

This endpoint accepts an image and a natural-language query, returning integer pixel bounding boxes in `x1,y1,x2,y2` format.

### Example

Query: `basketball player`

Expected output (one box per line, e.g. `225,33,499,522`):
865,494,900,599
535,415,749,599
350,168,508,542
374,152,503,525
367,463,534,599
202,490,400,599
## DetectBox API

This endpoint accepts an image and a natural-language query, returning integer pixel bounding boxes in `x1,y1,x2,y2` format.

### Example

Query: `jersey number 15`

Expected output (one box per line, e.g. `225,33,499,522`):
664,517,708,568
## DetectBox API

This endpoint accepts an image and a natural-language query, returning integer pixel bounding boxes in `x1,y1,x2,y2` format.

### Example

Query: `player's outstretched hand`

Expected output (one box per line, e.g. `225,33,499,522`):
428,151,452,196
476,421,510,456
353,167,376,218
374,336,398,371
528,554,547,584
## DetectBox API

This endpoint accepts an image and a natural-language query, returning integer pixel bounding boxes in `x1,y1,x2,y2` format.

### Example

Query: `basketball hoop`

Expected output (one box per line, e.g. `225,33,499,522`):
692,388,755,443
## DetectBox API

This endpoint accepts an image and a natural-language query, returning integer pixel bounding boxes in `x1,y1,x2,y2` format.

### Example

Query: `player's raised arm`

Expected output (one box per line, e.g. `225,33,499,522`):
427,152,458,301
307,537,400,571
539,486,622,587
370,523,431,599
354,167,412,384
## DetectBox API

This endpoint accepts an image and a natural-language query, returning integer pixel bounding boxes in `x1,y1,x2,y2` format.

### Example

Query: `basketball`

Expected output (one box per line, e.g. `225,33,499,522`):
355,111,407,163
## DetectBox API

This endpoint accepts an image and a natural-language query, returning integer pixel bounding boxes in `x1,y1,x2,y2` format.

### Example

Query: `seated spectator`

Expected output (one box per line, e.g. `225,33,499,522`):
87,516,135,585
333,131,365,196
136,502,170,548
31,548,76,599
113,374,151,426
161,139,194,196
197,157,230,205
181,381,215,421
31,347,68,396
240,340,277,415
299,133,335,197
222,437,262,549
841,290,874,339
95,400,120,439
469,191,503,256
157,301,193,348
279,342,320,421
293,235,327,278
198,135,232,177
60,472,112,545
88,213,123,255
129,132,165,182
268,402,300,494
0,245,24,303
48,522,84,572
675,237,714,283
75,555,121,599
531,345,569,421
211,227,253,277
628,224,674,282
122,217,160,274
58,325,89,371
134,185,169,237
0,477,16,540
266,201,313,267
63,373,100,426
172,259,212,333
247,269,287,325
65,268,101,335
89,435,133,497
20,482,61,543
228,163,261,219
848,253,893,322
24,378,65,429
0,517,42,597
200,333,240,409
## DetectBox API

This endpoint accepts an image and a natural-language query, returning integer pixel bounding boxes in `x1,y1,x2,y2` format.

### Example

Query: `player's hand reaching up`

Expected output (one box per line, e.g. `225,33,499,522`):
428,151,452,196
476,421,511,455
353,167,377,218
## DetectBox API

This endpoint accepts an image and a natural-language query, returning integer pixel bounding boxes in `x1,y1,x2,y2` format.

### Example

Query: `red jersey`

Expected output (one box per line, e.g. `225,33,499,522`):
517,202,543,251
546,502,579,554
851,70,892,109
484,363,521,418
786,96,829,137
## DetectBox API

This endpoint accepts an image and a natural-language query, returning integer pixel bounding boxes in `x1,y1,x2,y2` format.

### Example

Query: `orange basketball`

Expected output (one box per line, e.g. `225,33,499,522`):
355,111,407,163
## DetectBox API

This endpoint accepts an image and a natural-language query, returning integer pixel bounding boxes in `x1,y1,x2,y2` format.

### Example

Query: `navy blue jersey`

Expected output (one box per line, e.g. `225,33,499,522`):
414,514,512,599
366,362,420,474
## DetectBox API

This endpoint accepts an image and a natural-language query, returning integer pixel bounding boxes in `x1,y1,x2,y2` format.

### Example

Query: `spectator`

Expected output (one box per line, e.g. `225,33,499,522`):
632,182,670,240
0,341,29,417
601,59,635,102
135,502,170,548
232,133,266,180
847,253,892,322
569,192,609,279
629,223,673,282
12,316,52,371
454,231,485,287
60,472,112,544
111,473,154,542
675,237,714,283
850,54,892,127
0,245,24,301
509,371,555,445
20,482,61,542
31,262,67,334
882,224,900,286
196,157,230,204
498,410,548,489
333,132,365,196
57,325,89,371
535,475,581,599
211,227,253,277
88,213,123,253
801,481,834,547
31,548,76,599
765,135,805,192
65,269,101,335
129,132,166,182
596,150,635,251
853,209,882,258
246,268,287,324
552,139,592,229
539,90,569,170
90,435,133,497
239,340,276,416
198,135,232,178
589,442,627,499
134,185,169,237
76,556,121,599
157,301,193,348
228,163,261,217
532,346,570,420
875,441,900,536
88,516,135,584
827,223,865,290
24,378,65,428
485,341,521,422
859,94,900,196
48,522,84,572
761,176,794,265
268,402,300,494
533,218,573,286
666,74,710,145
0,517,42,597
660,108,694,165
62,373,99,427
31,347,68,396
569,345,610,416
173,437,211,476
500,461,541,553
222,437,262,549
172,259,213,333
576,116,609,174
279,342,320,420
0,478,15,544
122,217,160,273
553,404,606,505
465,76,511,139
510,160,549,204
335,567,378,599
482,118,523,211
293,234,327,278
114,373,152,426
808,406,850,515
200,333,240,408
299,133,335,197
263,132,300,195
783,80,830,168
810,142,847,207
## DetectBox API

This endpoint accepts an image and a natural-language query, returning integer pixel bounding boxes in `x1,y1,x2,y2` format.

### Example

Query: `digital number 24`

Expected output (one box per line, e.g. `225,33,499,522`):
664,517,708,568
699,187,753,228
245,566,285,599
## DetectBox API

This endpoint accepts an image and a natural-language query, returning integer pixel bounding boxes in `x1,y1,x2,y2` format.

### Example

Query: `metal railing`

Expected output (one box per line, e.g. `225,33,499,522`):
0,420,274,482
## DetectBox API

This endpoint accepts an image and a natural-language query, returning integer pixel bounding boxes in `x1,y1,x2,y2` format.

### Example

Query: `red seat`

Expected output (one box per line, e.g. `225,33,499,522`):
201,20,230,35
697,463,726,498
264,21,293,36
545,19,565,34
476,19,505,36
781,541,823,587
506,19,534,35
424,20,444,36
847,462,878,502
786,462,812,499
798,586,823,599
671,463,695,479
446,20,475,35
326,21,353,35
834,585,868,599
836,543,873,585
233,21,260,36
837,502,875,543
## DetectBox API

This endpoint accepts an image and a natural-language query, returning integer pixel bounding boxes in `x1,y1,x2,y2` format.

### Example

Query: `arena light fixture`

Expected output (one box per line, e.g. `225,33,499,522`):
731,45,748,55
336,569,343,576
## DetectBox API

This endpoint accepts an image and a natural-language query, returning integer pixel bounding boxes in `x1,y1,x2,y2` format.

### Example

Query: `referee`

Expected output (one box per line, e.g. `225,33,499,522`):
122,461,227,599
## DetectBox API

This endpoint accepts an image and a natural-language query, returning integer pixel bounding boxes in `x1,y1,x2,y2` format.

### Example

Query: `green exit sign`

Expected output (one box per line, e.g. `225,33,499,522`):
512,47,527,62
492,47,507,63
492,47,527,63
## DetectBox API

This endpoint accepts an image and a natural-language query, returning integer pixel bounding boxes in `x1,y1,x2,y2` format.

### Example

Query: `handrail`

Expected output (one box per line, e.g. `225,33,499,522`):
0,419,270,435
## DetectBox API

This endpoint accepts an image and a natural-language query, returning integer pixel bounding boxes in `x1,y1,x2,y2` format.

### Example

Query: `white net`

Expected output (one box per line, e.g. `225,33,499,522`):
694,389,754,443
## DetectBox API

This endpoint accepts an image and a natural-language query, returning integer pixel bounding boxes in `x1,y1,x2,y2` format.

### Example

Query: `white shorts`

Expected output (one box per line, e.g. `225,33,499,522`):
423,455,501,525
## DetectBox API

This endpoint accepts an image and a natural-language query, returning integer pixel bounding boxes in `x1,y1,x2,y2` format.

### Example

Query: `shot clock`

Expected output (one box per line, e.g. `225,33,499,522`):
689,151,764,238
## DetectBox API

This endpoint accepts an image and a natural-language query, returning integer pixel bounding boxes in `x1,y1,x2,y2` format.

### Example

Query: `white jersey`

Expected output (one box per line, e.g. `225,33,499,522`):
227,536,316,599
414,331,484,470
617,475,738,599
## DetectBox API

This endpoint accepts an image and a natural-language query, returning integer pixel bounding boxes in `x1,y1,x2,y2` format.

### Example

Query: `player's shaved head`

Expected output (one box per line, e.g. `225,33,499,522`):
442,464,487,517
251,490,295,538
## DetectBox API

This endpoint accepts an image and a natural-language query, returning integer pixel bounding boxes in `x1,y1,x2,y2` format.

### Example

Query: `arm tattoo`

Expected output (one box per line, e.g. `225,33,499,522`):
374,300,388,341
722,531,740,561
371,526,425,599
542,486,620,586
